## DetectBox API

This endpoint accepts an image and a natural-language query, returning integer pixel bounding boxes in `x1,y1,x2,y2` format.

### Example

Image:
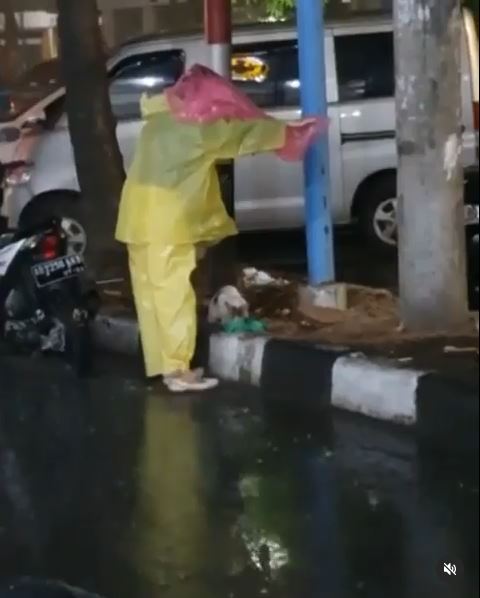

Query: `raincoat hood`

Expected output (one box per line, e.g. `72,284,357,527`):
164,64,266,123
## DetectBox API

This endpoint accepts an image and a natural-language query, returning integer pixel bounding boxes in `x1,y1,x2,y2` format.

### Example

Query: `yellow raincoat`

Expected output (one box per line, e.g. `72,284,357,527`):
116,94,287,378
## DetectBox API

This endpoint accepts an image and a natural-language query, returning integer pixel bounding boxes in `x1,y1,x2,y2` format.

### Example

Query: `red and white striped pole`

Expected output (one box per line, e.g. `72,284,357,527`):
204,0,236,290
204,0,232,78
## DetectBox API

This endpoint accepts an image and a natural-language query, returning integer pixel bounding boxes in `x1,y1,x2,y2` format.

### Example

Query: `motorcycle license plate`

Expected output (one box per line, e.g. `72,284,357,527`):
32,254,85,288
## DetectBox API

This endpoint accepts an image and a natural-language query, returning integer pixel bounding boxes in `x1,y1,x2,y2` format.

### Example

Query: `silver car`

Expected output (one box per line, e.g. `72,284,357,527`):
1,10,479,254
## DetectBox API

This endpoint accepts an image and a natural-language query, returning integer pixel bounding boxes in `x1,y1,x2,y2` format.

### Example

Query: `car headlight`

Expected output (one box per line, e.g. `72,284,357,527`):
465,204,479,226
4,163,33,187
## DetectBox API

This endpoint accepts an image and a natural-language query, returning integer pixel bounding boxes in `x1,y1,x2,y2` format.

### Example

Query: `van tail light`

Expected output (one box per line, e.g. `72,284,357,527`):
474,102,479,131
39,234,61,261
4,161,33,186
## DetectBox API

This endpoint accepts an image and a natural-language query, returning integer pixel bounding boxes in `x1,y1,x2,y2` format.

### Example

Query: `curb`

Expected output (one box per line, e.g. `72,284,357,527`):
93,314,140,356
92,315,479,455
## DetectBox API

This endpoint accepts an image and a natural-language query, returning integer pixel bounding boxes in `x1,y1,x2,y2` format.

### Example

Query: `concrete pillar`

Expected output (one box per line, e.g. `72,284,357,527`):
395,0,469,331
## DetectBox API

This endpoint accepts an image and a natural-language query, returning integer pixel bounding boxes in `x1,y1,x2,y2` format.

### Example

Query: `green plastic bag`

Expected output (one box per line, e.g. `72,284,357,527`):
223,317,266,334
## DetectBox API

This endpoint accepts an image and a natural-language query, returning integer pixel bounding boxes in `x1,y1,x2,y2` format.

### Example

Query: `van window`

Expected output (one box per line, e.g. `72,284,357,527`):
109,50,185,120
335,32,394,102
232,42,300,109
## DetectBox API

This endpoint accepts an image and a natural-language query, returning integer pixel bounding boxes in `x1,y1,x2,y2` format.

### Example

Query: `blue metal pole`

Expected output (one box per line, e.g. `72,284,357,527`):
297,0,335,285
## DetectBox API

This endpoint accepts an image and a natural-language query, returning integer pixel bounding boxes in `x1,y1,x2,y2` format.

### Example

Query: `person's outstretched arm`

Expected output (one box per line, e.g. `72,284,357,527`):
203,118,286,160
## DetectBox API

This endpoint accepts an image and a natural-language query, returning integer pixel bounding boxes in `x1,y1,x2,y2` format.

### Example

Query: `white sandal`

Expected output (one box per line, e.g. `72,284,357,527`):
164,369,219,393
165,377,219,393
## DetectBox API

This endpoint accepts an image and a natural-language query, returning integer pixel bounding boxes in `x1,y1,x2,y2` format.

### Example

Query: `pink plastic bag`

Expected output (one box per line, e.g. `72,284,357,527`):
277,118,328,162
165,64,265,122
165,64,328,161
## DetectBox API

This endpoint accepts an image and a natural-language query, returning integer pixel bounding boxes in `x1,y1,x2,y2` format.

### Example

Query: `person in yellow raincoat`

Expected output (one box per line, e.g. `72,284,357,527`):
116,65,324,391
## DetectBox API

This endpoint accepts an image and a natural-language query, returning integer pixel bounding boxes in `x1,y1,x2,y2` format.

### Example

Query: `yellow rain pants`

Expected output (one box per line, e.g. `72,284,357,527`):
128,243,197,378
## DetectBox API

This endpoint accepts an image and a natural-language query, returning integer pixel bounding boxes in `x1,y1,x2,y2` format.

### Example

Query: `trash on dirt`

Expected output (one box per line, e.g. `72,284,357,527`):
300,282,348,311
243,267,289,288
298,283,397,325
208,285,249,324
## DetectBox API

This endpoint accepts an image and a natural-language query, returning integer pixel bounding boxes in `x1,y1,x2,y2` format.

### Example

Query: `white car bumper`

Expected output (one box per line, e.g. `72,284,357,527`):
0,185,32,228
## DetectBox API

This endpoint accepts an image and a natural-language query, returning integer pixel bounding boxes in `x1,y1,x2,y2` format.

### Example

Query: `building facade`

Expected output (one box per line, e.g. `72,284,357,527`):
1,0,394,76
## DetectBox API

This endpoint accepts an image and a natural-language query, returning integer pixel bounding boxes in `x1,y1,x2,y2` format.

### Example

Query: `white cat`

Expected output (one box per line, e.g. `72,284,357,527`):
208,285,249,325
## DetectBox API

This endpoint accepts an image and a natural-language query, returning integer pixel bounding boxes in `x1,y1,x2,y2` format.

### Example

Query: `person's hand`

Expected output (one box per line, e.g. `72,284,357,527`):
287,117,320,128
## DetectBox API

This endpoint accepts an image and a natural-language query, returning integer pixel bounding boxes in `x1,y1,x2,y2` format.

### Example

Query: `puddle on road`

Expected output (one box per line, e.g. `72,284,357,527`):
0,374,478,598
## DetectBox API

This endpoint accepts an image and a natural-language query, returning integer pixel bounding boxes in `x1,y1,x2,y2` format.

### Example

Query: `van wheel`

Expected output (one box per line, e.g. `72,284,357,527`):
19,194,88,257
357,175,398,252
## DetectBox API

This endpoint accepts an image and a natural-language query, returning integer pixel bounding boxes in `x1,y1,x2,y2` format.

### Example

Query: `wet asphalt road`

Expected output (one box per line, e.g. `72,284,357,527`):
0,353,478,598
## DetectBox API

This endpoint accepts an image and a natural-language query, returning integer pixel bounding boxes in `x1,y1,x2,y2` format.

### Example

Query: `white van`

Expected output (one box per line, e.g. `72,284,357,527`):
1,10,478,254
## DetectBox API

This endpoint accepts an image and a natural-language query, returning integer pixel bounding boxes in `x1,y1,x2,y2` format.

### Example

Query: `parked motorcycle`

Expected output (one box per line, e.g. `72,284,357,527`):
0,218,98,375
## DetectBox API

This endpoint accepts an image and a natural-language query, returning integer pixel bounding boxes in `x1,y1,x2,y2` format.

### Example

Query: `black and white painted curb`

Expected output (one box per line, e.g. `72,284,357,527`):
212,334,418,422
93,315,478,454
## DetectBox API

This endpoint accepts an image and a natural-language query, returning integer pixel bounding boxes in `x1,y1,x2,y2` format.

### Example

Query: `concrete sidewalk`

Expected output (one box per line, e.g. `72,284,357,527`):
93,312,479,456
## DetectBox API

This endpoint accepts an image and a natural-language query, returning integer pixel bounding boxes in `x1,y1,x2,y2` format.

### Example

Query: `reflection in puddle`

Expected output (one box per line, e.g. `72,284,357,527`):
0,373,478,598
129,395,214,596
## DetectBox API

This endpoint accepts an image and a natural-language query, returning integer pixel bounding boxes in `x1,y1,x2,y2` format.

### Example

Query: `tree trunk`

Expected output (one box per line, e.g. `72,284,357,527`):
56,0,125,274
0,0,24,84
395,0,469,331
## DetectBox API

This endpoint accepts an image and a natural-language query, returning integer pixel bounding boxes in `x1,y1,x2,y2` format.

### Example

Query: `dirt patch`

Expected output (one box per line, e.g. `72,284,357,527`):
238,270,478,352
241,275,398,342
